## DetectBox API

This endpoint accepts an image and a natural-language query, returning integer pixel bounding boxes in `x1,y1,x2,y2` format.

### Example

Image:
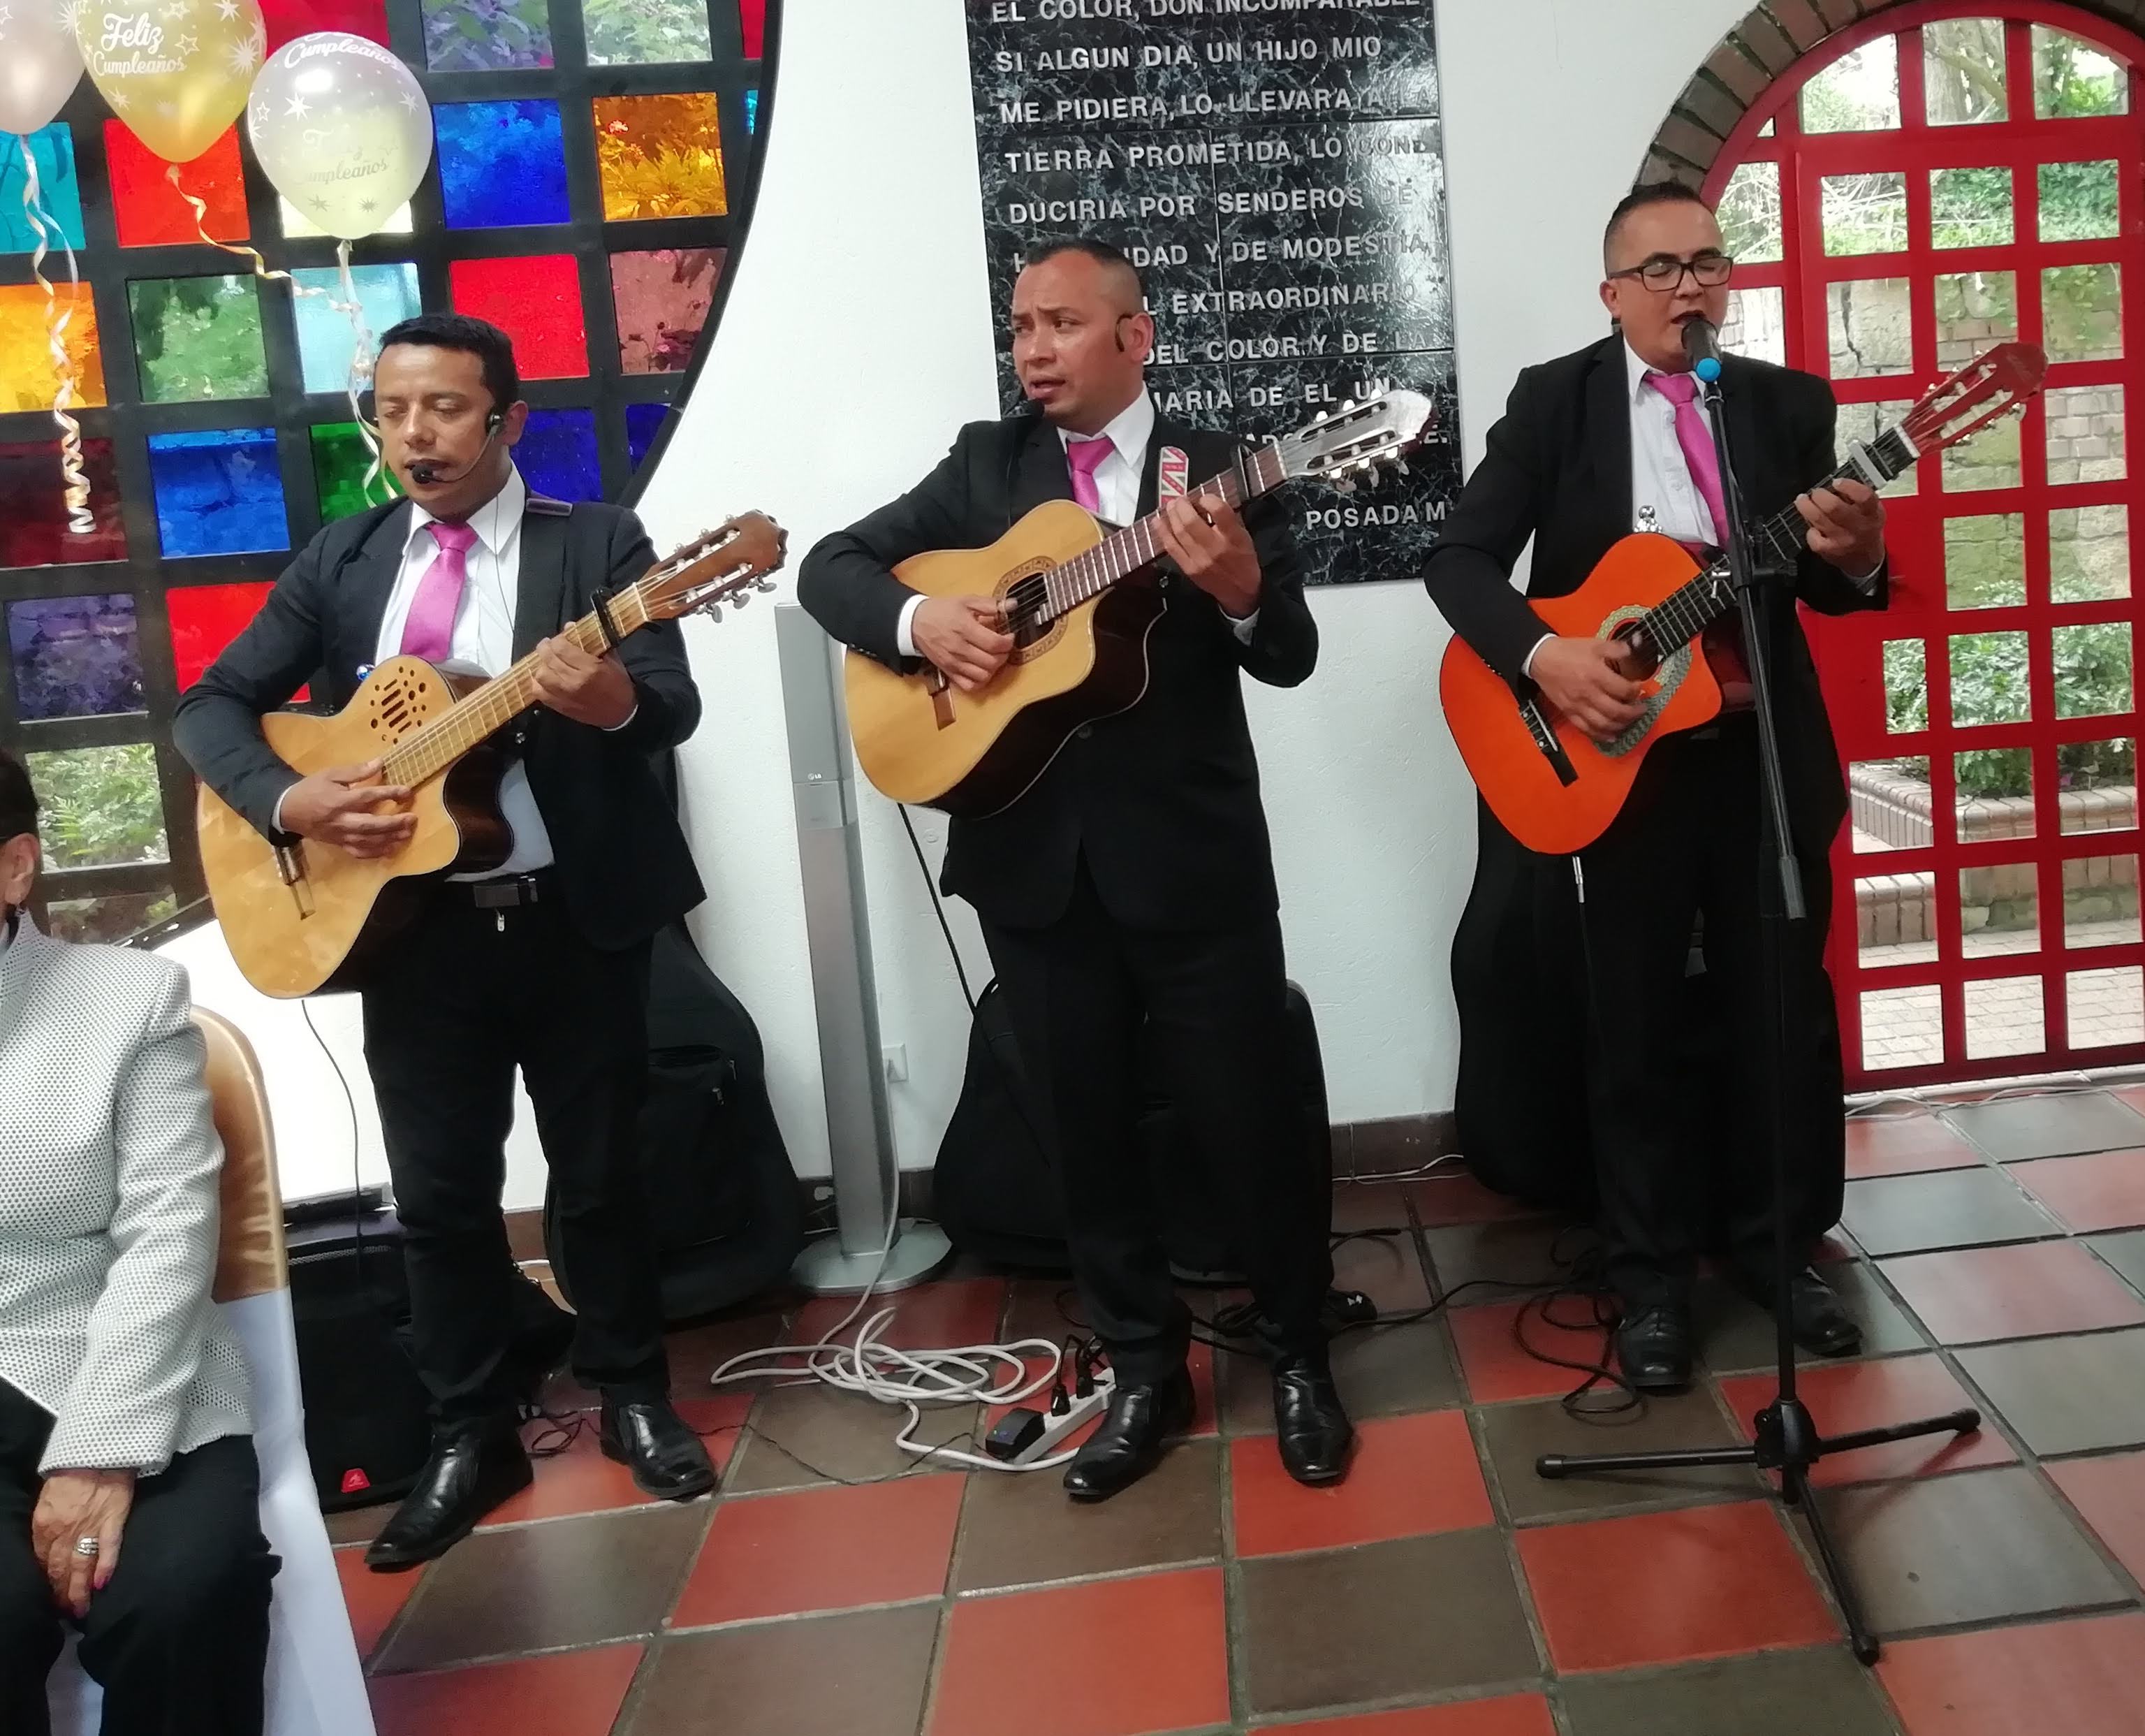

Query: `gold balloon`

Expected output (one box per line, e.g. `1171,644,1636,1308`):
73,0,268,164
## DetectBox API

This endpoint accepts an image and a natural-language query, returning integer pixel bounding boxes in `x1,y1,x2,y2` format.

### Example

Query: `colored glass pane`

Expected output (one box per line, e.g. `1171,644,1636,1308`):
106,124,247,248
263,0,389,51
518,409,601,502
127,277,269,404
587,0,712,65
6,595,143,721
421,0,552,71
292,264,423,395
0,438,126,566
147,429,290,558
311,421,400,523
746,87,759,133
169,581,279,691
437,101,571,229
24,744,168,869
0,126,86,254
626,402,672,472
449,255,588,379
0,282,105,411
611,248,724,373
594,92,727,222
740,0,766,57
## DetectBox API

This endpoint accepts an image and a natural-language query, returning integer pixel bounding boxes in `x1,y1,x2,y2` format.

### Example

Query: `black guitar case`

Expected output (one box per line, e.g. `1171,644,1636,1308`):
542,919,807,1330
932,977,1334,1276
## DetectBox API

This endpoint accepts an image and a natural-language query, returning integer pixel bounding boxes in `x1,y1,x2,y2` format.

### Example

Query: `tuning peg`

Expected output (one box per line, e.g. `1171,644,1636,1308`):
705,603,724,622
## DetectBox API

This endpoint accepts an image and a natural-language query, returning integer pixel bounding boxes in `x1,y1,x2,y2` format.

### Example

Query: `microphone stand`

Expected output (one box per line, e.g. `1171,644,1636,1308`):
1531,335,1981,1665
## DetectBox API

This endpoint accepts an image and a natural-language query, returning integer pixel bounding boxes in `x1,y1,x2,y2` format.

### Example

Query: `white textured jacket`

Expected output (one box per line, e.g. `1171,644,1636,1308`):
0,922,250,1475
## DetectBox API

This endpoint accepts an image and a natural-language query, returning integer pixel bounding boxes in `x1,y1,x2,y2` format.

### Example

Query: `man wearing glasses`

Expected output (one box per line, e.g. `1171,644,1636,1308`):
1424,183,1889,1389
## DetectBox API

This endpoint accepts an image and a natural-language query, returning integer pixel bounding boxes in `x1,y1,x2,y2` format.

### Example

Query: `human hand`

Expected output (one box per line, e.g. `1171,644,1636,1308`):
913,595,1013,693
278,761,414,859
33,1468,134,1618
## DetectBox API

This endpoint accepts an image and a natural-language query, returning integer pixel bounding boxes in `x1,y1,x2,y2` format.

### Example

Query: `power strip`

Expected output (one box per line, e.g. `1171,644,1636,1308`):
1012,1373,1118,1466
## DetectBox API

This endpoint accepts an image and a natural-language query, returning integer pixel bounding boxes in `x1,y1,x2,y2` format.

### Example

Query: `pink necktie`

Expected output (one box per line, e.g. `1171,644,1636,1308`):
1066,436,1113,513
398,520,478,664
1644,370,1751,700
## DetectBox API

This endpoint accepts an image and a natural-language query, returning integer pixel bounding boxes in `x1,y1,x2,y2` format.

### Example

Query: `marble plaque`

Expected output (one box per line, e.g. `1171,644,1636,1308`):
966,0,1458,585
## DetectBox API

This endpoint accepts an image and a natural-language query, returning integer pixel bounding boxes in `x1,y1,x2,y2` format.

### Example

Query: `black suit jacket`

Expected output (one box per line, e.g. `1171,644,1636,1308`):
1423,333,1887,854
172,489,705,952
797,407,1317,932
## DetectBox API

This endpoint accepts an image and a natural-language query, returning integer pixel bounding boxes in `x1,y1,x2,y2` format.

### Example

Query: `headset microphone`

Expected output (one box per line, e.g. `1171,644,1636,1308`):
404,410,504,488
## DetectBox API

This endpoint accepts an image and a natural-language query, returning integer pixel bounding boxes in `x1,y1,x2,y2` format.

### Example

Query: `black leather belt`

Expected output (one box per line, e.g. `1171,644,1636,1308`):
454,870,555,910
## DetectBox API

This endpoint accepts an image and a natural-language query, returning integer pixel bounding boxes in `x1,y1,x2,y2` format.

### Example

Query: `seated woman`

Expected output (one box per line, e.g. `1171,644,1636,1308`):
0,748,274,1736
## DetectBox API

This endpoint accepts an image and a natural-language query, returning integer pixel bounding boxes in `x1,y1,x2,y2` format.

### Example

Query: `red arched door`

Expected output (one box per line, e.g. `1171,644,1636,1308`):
1706,1,2145,1087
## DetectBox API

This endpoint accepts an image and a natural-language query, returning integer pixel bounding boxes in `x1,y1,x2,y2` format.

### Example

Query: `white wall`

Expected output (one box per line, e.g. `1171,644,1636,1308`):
172,0,1759,1206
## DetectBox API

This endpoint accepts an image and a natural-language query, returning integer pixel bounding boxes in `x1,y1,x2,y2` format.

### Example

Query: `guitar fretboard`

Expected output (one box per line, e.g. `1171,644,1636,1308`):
1635,424,1917,655
376,581,657,788
1019,443,1289,629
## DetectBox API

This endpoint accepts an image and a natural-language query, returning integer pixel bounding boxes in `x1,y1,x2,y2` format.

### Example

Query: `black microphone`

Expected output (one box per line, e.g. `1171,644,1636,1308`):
1681,316,1725,384
405,414,503,487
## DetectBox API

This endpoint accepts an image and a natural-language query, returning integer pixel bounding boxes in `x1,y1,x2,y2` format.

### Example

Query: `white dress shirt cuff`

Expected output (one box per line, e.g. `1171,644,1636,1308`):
895,593,925,659
1521,633,1554,678
1227,608,1259,644
271,787,291,833
603,703,640,732
1849,556,1886,593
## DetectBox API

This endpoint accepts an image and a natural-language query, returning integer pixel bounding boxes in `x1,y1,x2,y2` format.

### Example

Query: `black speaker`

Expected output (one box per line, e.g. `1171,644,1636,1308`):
287,1209,430,1512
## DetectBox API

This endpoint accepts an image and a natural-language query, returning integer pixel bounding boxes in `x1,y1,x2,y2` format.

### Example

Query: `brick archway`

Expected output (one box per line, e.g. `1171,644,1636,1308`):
1643,0,2145,184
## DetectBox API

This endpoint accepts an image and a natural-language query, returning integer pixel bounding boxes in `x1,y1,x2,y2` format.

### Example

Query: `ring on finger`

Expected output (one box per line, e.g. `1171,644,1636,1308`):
73,1537,98,1559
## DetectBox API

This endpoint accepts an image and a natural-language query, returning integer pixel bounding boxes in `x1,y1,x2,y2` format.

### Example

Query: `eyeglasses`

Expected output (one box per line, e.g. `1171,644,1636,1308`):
1609,251,1736,293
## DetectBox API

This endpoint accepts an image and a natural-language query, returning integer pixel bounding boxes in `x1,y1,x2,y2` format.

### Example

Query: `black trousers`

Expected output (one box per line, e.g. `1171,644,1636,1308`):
362,887,668,1429
979,863,1333,1386
1578,720,1848,1304
0,1381,274,1736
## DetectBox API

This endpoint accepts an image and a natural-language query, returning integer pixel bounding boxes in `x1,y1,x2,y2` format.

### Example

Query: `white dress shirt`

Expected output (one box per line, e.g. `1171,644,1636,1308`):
895,390,1257,657
1519,343,1880,676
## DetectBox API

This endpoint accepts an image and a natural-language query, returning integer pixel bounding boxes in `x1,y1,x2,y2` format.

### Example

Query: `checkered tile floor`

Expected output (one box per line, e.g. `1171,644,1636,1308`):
337,1090,2145,1735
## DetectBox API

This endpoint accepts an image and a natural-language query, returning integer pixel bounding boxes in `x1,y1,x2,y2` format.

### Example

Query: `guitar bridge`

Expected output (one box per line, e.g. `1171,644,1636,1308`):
1517,685,1579,787
272,843,316,919
926,666,954,731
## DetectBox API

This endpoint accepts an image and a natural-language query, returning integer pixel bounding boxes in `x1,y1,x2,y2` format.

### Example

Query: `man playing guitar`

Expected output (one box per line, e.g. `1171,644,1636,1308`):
799,239,1352,1498
175,314,716,1564
1424,184,1889,1389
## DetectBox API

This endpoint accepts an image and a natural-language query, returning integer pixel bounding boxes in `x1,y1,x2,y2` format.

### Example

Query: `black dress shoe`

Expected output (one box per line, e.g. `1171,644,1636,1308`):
365,1424,531,1571
601,1398,717,1500
1615,1301,1694,1394
1272,1355,1353,1485
1730,1264,1864,1358
1063,1370,1195,1503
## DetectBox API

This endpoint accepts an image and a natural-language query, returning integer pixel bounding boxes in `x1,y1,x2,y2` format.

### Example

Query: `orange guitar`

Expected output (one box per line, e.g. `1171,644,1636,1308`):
1438,343,2047,856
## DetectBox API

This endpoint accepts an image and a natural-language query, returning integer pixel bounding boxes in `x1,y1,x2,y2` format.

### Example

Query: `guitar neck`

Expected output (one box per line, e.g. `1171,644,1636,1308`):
378,584,657,787
1640,420,1920,651
1035,442,1289,625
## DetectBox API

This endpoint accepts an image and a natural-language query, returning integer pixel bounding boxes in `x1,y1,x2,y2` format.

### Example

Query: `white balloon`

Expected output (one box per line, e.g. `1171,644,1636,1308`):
0,0,85,137
247,31,431,241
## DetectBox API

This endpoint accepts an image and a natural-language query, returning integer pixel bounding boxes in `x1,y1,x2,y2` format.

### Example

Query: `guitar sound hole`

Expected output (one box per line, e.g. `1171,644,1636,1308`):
1004,573,1051,648
1613,623,1662,680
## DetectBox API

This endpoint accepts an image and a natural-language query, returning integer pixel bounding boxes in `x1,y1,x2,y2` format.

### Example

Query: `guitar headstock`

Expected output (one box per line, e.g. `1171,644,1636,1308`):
639,511,789,622
1900,341,2047,458
1274,386,1437,494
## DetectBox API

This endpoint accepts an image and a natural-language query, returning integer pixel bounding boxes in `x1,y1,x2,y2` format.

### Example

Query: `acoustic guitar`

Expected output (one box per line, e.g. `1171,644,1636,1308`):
844,390,1437,816
198,511,788,998
1438,343,2047,856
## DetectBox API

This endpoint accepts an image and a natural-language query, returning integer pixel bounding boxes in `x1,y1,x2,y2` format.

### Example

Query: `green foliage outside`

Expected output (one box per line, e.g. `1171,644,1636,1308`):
24,745,168,871
129,277,269,404
423,0,552,72
1884,634,2135,798
585,0,712,65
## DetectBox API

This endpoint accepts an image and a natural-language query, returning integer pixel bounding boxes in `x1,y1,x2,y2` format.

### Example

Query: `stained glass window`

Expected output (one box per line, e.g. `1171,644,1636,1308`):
0,128,86,254
437,101,572,229
6,596,143,721
128,278,270,404
612,249,726,372
147,430,290,559
0,4,766,940
595,93,728,221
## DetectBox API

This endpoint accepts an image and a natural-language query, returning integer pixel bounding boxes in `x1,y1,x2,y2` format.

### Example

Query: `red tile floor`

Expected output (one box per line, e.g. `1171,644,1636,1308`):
336,1089,2145,1735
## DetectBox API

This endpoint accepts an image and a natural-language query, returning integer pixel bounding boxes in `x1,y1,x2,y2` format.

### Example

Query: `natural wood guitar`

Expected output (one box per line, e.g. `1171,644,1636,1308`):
844,391,1437,815
1438,343,2047,856
198,512,787,998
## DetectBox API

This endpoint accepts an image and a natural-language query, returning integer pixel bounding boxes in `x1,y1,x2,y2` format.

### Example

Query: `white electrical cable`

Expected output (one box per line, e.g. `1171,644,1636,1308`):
708,1212,1093,1473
